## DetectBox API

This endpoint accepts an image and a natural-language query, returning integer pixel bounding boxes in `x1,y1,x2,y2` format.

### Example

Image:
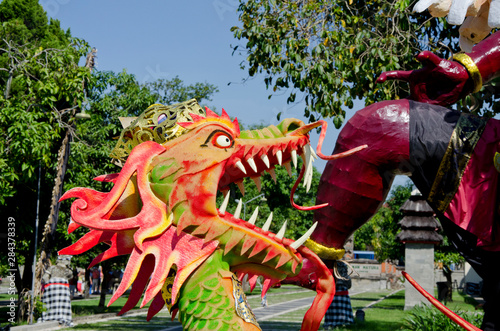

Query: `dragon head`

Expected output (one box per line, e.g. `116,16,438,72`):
60,99,333,330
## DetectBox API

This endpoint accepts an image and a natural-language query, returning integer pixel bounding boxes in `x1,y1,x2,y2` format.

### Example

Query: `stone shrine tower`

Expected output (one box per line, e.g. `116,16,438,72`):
396,189,442,310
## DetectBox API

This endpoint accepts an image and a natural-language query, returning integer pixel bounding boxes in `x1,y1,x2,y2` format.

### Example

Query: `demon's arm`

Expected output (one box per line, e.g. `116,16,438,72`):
377,30,500,106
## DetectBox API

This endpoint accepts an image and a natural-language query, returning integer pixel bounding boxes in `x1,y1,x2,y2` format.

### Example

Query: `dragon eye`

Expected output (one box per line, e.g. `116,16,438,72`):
213,133,233,148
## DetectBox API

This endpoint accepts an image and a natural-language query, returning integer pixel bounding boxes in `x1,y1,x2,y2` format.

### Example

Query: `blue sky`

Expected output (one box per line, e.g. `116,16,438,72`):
41,0,408,186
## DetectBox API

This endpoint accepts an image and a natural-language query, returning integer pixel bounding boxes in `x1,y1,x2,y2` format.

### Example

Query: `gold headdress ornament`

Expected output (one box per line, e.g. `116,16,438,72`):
110,99,206,165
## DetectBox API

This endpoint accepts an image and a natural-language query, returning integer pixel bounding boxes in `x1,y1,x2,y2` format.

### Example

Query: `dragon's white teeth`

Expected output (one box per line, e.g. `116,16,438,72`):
276,150,283,166
303,145,311,165
305,169,312,192
247,157,258,173
290,222,318,250
262,212,273,232
234,199,243,219
276,220,287,240
261,154,270,168
252,176,262,192
309,144,318,160
306,179,312,192
291,150,298,169
305,156,313,192
236,160,247,175
267,168,277,183
248,207,259,225
219,191,231,214
237,181,245,196
302,145,313,189
284,162,292,176
296,145,315,192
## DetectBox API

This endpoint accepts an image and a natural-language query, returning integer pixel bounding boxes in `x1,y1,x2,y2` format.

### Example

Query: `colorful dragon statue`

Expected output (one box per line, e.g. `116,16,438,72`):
59,99,362,330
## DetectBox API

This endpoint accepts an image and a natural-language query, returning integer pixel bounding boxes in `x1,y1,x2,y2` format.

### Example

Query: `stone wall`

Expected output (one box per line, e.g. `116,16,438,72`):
350,259,403,291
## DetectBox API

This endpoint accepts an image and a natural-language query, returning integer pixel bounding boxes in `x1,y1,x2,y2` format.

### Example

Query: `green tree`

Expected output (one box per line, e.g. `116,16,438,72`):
354,182,413,264
145,77,219,106
0,0,70,49
434,236,465,268
0,0,84,203
0,1,92,312
0,0,220,318
231,0,499,127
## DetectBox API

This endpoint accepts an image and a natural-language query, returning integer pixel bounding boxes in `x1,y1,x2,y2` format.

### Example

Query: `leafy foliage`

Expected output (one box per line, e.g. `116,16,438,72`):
145,76,219,106
0,39,91,203
0,0,220,301
435,237,465,267
0,0,92,296
0,0,89,204
404,305,482,330
232,0,500,127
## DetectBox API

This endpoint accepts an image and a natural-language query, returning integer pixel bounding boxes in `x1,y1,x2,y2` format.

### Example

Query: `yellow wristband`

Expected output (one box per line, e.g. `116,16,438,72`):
304,239,345,260
453,53,483,93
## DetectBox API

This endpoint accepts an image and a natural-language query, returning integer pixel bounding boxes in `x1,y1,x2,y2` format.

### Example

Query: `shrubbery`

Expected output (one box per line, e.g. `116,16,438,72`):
404,305,483,330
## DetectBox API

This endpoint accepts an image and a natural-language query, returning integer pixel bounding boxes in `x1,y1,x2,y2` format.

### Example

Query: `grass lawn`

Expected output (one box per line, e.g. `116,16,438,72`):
70,294,152,316
318,289,483,331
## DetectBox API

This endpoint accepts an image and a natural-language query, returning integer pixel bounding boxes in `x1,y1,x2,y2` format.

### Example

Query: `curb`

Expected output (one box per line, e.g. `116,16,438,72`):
10,321,59,331
9,309,149,331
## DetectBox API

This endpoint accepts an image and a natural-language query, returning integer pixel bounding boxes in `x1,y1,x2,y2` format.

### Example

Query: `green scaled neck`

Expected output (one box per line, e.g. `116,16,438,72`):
177,249,261,331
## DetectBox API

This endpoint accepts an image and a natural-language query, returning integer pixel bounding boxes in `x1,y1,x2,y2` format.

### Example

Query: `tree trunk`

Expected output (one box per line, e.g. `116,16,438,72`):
33,129,72,298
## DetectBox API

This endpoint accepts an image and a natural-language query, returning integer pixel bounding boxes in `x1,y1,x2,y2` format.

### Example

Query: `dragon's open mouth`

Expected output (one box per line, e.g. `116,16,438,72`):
204,120,323,291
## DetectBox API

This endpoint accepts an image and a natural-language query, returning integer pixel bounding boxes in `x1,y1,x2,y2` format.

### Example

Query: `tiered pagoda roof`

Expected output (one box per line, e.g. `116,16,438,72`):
396,189,443,244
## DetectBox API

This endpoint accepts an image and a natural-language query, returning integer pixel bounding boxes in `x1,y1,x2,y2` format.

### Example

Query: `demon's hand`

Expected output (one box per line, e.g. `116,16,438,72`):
377,51,474,106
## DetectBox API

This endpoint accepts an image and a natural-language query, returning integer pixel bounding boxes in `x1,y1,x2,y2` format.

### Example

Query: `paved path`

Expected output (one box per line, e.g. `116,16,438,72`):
254,295,314,321
10,289,397,331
